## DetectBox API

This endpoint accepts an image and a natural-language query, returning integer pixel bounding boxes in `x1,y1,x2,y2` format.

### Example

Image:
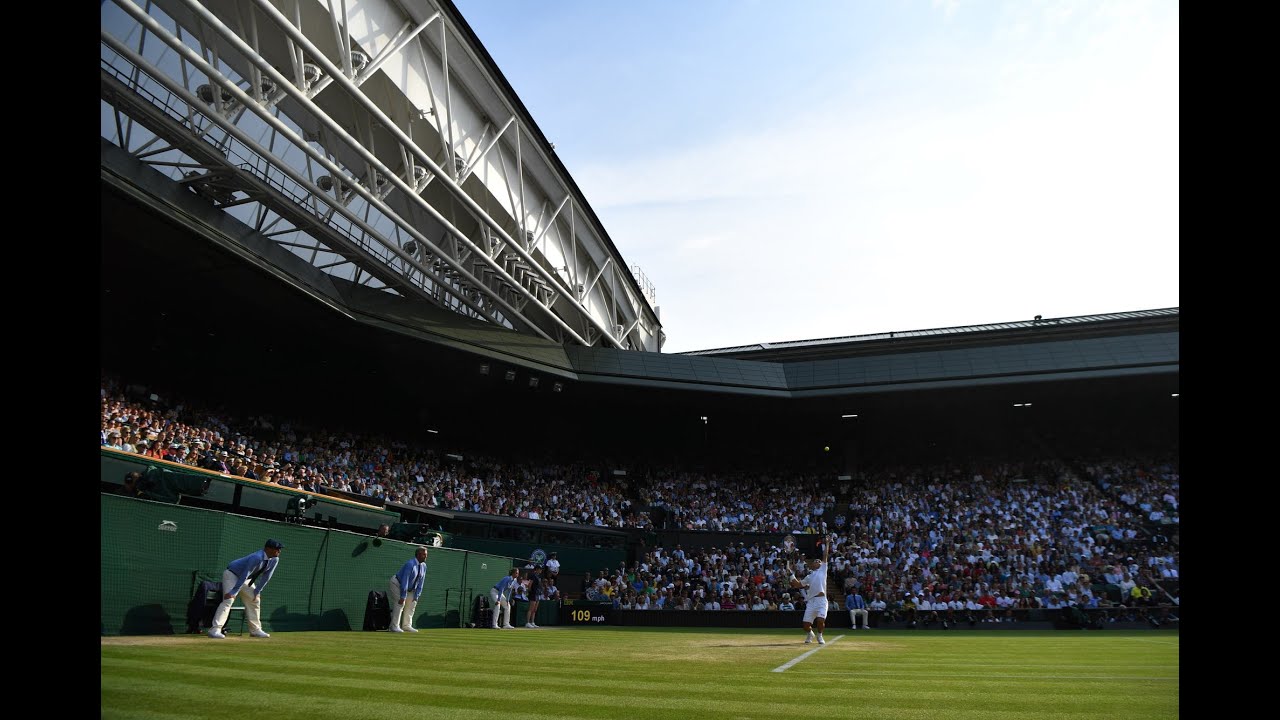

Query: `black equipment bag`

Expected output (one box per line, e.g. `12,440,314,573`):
364,590,391,631
471,594,492,627
186,580,222,633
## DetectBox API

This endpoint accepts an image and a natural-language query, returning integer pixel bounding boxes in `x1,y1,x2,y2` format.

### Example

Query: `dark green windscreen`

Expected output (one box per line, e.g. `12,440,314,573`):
102,495,522,635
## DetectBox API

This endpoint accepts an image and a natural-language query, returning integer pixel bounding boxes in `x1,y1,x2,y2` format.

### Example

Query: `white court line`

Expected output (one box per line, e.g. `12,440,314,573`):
792,670,1177,681
772,634,844,673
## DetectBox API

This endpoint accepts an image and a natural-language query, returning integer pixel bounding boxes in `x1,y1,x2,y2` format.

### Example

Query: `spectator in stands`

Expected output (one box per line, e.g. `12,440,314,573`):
209,539,283,639
778,593,795,611
1063,598,1091,628
1103,565,1124,586
943,595,962,628
918,594,942,628
204,450,230,474
868,594,886,622
1118,573,1137,600
956,595,976,627
903,595,919,628
514,571,530,603
388,546,428,633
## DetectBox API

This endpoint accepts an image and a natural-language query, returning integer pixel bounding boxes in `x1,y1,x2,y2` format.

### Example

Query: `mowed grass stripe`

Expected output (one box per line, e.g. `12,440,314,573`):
102,684,611,720
102,660,792,702
791,669,1178,681
102,657,781,693
104,676,1172,712
101,673,678,720
756,678,1178,705
101,709,213,720
100,672,861,720
99,630,1172,666
102,629,1178,720
100,674,613,716
830,662,1176,669
101,631,1177,674
102,673,1172,720
101,651,822,686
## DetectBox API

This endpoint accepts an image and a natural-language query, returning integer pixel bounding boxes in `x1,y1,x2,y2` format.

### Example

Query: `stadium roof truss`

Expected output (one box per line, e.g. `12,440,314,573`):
100,0,663,352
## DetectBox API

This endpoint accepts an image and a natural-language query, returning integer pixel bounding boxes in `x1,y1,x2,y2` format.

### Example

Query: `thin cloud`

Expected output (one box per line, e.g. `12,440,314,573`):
455,0,1177,353
932,0,961,21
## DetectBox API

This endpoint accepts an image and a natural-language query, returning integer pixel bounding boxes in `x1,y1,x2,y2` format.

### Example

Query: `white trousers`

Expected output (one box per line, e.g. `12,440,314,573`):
389,577,419,630
849,608,869,628
211,569,264,634
489,589,510,627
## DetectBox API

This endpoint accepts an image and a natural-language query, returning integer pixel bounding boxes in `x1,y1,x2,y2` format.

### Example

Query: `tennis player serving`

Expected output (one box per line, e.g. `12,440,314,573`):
790,534,830,644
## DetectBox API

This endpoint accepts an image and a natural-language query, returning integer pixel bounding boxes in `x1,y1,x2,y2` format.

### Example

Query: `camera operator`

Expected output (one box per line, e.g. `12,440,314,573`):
116,471,147,499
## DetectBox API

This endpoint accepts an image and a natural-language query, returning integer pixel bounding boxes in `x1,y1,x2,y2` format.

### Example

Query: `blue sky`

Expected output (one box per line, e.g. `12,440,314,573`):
458,0,1178,352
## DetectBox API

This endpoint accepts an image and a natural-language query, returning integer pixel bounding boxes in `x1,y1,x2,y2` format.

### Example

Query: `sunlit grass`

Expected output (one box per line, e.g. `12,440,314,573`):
102,627,1178,720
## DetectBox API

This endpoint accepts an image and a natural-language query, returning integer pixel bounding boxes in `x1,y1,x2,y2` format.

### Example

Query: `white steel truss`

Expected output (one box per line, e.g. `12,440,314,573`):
100,0,664,351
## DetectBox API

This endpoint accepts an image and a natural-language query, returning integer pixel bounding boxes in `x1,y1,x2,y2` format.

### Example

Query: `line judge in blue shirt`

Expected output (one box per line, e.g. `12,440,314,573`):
388,546,429,632
847,590,870,630
209,539,283,639
490,567,520,629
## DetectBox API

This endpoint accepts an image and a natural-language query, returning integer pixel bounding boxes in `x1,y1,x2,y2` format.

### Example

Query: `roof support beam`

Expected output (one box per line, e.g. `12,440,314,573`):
357,12,440,87
244,0,623,348
102,22,529,336
169,0,598,346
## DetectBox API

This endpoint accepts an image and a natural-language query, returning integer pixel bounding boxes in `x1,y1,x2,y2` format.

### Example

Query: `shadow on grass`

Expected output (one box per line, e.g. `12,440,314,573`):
120,604,176,635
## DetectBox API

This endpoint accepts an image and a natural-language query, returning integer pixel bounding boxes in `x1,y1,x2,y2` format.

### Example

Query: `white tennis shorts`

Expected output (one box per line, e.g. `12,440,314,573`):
803,596,829,623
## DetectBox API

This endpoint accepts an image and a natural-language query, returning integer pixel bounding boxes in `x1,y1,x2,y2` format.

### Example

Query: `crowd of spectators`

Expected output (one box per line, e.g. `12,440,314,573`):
100,374,648,528
820,459,1179,619
637,474,835,533
101,373,852,532
578,509,1178,619
580,541,813,612
102,371,1178,619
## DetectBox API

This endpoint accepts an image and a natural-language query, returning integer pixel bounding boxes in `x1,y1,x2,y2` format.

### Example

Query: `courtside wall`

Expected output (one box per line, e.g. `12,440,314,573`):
102,495,515,635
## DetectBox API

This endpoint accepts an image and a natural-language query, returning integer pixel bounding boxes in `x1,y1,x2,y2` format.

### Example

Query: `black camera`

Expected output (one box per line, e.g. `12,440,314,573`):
122,471,149,497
